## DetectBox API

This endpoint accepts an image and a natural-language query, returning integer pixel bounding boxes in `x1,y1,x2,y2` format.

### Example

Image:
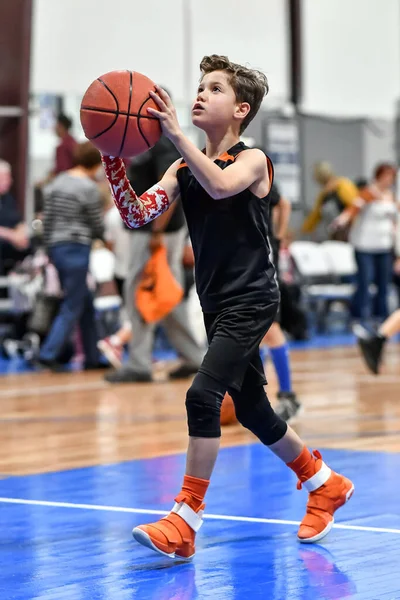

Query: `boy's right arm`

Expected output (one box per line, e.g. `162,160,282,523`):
101,155,181,229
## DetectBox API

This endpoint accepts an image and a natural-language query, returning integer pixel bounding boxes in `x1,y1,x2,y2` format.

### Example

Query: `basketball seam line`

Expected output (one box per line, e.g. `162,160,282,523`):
80,106,158,121
90,78,120,140
119,70,133,156
137,94,157,149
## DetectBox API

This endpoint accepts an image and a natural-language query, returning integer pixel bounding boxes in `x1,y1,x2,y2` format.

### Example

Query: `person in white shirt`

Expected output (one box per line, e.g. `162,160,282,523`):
354,202,400,374
336,163,397,323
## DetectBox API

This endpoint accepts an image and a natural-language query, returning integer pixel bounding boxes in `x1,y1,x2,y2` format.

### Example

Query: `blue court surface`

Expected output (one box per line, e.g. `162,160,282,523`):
1,444,400,600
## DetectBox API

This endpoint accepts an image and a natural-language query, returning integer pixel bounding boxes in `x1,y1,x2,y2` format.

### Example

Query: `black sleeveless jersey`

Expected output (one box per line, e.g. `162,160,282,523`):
176,142,279,312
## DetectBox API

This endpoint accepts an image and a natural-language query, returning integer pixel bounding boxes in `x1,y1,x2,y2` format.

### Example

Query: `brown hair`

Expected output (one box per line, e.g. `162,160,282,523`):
74,141,102,170
200,55,269,133
374,162,396,181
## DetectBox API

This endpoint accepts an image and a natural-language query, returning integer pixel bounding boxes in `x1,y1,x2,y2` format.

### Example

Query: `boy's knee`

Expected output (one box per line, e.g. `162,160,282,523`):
185,373,225,438
233,387,287,445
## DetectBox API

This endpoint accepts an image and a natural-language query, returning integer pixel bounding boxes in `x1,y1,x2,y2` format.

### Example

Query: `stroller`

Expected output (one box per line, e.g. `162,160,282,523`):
2,247,67,362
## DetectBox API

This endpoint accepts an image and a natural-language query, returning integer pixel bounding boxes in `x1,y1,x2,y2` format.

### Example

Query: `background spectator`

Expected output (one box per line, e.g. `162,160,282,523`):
38,142,104,370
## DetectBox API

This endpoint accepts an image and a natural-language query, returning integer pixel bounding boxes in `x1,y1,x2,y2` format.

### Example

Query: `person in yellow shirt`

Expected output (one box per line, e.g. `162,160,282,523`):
302,162,360,239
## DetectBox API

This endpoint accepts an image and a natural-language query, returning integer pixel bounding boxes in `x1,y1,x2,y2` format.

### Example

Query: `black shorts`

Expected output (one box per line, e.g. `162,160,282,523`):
199,301,278,392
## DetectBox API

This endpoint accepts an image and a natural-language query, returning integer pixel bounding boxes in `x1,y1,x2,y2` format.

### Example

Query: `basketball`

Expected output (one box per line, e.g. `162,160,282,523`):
80,70,162,158
221,393,238,426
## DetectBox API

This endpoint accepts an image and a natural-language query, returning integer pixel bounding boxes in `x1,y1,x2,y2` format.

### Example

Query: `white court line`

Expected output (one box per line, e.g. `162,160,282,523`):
0,497,399,535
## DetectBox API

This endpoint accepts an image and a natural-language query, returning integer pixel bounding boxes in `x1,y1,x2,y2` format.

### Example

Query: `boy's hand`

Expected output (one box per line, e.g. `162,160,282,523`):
148,86,182,143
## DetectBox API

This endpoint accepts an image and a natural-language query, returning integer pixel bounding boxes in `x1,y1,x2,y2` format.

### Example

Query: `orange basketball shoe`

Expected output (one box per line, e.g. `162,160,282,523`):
295,450,354,543
132,492,205,559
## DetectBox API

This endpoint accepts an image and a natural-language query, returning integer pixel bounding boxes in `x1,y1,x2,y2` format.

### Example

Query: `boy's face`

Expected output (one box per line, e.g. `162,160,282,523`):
192,70,248,133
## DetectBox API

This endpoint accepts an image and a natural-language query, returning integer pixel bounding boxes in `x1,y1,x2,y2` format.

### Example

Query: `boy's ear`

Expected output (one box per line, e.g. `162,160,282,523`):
234,102,251,123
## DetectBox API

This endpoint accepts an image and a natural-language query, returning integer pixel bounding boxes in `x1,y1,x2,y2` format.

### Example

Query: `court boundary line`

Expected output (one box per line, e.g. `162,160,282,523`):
0,497,399,535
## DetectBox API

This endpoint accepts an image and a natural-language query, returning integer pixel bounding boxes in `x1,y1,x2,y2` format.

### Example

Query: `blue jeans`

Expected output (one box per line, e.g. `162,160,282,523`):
40,243,99,365
352,250,393,321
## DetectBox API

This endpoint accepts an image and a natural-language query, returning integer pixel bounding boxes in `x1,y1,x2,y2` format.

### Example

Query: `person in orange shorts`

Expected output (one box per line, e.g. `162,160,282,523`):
101,54,354,558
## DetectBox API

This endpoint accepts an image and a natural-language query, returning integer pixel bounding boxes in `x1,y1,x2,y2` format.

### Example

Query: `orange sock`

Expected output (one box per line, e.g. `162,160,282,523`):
167,475,209,546
178,474,210,510
287,446,320,483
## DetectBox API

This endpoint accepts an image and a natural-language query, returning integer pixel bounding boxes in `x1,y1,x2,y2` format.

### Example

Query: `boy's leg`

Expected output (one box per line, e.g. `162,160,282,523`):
132,370,226,559
132,302,353,555
230,368,354,543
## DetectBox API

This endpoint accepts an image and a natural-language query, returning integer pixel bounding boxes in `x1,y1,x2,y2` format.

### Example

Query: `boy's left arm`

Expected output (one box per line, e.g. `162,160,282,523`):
148,87,268,199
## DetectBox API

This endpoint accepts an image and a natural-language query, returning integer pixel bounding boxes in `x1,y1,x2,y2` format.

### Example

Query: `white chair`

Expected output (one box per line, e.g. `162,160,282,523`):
289,241,354,331
321,241,357,278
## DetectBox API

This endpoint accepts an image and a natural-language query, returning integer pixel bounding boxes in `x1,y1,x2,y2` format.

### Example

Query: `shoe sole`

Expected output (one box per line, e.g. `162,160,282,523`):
298,484,355,544
352,325,381,375
359,342,380,375
132,527,194,560
97,341,122,370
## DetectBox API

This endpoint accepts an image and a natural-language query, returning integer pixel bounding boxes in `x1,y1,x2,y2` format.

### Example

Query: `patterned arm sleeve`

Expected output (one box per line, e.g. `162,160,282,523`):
101,155,170,229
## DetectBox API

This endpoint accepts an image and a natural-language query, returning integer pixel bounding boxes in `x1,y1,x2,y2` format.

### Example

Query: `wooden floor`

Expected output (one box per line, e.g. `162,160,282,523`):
1,343,399,476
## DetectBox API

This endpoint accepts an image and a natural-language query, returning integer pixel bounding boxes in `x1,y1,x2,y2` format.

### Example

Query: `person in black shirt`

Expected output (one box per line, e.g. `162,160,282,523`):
103,134,204,383
0,161,29,277
101,54,353,556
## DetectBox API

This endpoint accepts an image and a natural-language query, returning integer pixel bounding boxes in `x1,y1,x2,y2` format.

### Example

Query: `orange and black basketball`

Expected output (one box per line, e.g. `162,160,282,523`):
80,70,162,158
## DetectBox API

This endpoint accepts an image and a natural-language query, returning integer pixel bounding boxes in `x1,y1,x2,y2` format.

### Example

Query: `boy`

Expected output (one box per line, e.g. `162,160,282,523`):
101,55,354,558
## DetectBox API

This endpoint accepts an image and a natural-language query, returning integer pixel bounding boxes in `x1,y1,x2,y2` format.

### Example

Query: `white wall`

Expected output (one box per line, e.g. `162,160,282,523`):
31,0,289,105
31,0,186,99
302,0,400,118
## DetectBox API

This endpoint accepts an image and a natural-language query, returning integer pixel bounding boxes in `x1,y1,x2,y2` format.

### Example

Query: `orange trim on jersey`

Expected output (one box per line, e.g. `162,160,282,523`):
216,152,236,162
178,151,235,170
266,156,273,185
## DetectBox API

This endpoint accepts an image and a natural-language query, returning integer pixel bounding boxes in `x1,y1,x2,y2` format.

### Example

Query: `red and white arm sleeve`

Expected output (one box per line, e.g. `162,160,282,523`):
101,155,170,229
